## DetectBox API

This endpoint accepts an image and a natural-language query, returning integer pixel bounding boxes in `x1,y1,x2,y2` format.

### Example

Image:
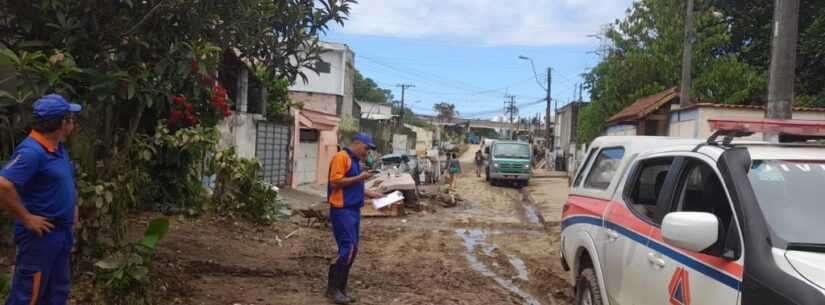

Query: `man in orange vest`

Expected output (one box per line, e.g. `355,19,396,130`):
325,133,383,304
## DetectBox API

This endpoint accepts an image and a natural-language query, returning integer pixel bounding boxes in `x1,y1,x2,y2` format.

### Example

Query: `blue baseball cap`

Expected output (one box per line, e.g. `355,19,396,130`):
32,94,82,121
352,133,376,149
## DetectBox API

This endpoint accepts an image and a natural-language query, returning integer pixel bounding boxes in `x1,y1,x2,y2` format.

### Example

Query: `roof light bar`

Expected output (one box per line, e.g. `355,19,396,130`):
709,117,825,137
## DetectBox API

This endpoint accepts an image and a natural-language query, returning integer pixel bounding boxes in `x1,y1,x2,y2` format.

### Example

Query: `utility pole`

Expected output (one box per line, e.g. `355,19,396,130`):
504,95,517,139
397,84,415,126
546,67,552,150
679,0,695,108
766,0,799,126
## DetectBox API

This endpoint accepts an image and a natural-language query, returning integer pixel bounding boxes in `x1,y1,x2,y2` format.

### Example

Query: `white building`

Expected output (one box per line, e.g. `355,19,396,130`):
287,41,356,187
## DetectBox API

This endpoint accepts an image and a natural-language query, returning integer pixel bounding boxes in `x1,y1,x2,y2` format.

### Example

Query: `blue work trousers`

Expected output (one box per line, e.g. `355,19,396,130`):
330,208,360,271
5,229,72,305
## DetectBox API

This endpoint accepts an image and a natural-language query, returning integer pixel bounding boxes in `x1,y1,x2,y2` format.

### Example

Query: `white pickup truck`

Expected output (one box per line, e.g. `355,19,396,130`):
560,118,825,305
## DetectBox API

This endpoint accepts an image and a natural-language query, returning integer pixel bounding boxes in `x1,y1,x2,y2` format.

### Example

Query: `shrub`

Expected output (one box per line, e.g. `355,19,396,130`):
210,148,286,224
94,218,170,305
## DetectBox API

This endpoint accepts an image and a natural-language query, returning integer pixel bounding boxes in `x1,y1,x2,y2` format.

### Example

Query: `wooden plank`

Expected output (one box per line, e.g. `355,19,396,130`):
362,201,404,217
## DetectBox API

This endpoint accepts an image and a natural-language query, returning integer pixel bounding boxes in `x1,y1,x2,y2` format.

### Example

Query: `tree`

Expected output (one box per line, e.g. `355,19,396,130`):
354,70,394,104
578,0,767,143
433,102,457,122
716,0,825,106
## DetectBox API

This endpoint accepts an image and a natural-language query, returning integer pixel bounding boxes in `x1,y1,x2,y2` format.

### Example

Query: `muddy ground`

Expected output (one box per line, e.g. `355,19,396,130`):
3,147,574,305
144,146,573,305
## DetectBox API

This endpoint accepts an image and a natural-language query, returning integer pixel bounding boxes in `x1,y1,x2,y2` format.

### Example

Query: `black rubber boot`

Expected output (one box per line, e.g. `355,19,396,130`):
325,264,352,304
341,264,356,302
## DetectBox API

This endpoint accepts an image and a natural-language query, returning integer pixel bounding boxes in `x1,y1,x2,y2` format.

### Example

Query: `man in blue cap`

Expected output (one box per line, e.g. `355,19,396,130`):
325,133,383,304
0,94,81,305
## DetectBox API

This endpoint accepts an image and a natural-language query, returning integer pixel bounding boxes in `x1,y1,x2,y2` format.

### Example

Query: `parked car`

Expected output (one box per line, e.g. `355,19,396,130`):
484,140,532,187
561,118,825,305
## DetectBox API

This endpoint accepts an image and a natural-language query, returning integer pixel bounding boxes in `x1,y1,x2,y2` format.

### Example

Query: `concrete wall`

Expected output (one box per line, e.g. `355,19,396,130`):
289,91,338,115
288,42,354,119
217,113,263,159
605,124,637,136
405,124,434,155
358,101,393,118
668,107,825,141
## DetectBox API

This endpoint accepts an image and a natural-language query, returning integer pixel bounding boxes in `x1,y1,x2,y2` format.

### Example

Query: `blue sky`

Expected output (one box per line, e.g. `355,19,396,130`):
323,0,635,119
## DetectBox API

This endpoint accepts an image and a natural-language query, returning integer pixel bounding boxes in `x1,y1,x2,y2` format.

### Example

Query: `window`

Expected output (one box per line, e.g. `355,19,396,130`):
626,158,675,222
672,160,740,259
573,147,598,187
315,60,331,73
583,147,625,190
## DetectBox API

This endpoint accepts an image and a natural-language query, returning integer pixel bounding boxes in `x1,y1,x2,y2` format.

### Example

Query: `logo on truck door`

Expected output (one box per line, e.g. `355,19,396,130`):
669,267,691,305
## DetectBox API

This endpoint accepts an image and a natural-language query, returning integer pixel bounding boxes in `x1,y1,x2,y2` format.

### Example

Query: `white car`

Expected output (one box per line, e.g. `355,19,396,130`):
560,118,825,305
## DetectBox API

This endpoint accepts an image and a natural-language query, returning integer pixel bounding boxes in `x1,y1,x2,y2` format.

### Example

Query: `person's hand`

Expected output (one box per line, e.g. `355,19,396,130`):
360,171,375,181
366,189,384,198
23,214,54,237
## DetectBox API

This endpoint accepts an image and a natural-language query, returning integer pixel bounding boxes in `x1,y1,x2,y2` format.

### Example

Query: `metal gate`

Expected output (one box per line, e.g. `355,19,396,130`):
255,122,291,186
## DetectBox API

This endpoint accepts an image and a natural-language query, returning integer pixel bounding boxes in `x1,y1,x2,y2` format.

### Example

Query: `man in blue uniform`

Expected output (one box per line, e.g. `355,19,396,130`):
326,133,383,304
0,94,82,305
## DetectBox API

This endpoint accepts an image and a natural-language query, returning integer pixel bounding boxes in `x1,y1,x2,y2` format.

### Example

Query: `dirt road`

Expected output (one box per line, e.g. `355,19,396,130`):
144,147,573,305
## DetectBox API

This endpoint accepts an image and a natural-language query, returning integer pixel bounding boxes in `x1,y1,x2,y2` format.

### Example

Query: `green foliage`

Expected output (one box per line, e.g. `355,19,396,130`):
354,70,394,105
0,271,9,300
579,0,767,143
210,148,285,224
94,218,170,305
717,0,825,102
433,102,457,122
136,123,219,215
257,70,302,122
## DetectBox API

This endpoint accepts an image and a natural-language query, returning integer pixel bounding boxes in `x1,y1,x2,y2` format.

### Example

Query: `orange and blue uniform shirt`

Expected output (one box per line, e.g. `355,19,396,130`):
1,131,76,305
327,148,365,209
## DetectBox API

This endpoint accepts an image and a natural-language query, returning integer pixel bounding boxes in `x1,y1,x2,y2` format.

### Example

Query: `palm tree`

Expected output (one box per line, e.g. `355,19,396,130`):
433,102,457,123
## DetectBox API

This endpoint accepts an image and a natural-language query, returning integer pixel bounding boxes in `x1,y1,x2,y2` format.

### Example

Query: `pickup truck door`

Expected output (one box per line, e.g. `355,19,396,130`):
601,157,680,305
639,156,742,305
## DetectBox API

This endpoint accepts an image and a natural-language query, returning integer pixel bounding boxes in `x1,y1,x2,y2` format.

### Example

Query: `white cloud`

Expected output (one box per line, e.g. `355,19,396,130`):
339,0,634,46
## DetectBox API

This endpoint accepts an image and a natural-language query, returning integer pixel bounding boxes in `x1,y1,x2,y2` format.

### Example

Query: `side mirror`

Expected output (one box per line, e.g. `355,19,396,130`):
662,212,719,253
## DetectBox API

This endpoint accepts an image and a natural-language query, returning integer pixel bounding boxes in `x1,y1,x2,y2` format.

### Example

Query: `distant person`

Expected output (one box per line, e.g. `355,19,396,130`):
448,153,461,190
474,150,485,177
0,94,82,305
325,133,384,304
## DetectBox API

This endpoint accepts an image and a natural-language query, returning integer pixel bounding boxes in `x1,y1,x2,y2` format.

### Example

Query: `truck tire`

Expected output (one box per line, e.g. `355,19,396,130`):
576,268,604,305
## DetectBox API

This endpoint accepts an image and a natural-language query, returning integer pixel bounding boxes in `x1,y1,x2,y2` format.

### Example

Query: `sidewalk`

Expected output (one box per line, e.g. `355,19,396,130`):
279,184,327,210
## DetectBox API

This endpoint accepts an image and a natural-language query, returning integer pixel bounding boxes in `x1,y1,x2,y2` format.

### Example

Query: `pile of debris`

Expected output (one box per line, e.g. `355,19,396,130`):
420,187,466,208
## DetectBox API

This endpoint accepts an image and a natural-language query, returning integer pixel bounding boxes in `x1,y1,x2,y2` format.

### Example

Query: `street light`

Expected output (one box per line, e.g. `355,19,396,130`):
518,55,547,91
518,55,553,163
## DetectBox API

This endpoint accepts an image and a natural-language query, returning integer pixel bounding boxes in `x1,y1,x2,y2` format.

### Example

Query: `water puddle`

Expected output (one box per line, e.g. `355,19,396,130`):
456,229,543,305
508,255,530,281
522,205,541,225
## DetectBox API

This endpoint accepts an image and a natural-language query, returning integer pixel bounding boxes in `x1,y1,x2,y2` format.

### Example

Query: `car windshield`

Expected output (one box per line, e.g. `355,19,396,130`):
748,160,825,246
493,143,530,159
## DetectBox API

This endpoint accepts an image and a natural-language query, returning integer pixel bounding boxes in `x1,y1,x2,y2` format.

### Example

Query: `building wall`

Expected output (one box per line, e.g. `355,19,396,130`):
289,47,345,96
341,51,355,118
357,101,393,118
605,124,638,136
217,113,263,159
289,91,338,115
405,124,434,155
668,107,825,140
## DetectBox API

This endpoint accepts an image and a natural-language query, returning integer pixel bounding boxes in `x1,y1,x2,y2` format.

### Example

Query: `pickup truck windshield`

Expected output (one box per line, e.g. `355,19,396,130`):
748,160,825,246
493,143,530,159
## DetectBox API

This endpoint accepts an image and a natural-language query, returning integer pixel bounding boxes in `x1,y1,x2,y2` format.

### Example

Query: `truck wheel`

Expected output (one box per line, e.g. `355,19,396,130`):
576,268,604,305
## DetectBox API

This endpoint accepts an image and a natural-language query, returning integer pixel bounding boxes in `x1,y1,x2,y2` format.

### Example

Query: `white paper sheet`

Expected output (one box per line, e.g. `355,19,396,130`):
372,191,405,209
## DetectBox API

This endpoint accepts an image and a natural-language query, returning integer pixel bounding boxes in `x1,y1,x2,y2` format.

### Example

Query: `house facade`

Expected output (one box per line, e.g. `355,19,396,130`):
554,101,587,172
604,87,825,140
288,41,356,187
